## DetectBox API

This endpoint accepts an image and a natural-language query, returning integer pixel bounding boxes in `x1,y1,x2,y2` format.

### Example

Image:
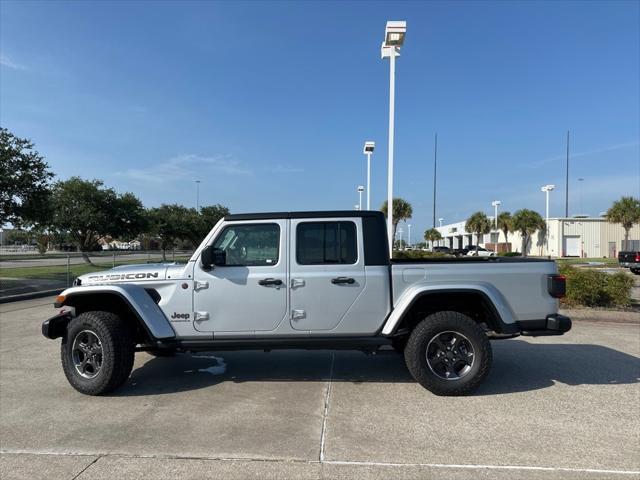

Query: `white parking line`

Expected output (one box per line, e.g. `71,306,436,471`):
319,352,335,462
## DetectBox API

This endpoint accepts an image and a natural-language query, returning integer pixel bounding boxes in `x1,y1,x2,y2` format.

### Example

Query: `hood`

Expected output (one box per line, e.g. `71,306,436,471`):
77,263,170,286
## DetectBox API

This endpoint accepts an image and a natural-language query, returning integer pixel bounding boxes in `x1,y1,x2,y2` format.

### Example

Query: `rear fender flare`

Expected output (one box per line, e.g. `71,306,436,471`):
382,282,518,336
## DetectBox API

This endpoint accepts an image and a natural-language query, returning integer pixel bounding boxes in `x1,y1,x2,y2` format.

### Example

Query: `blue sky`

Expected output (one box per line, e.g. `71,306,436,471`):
1,0,639,238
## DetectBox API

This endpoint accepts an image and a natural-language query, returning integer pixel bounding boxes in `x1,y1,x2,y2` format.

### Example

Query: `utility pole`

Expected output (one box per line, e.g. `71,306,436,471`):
432,133,438,228
565,130,569,217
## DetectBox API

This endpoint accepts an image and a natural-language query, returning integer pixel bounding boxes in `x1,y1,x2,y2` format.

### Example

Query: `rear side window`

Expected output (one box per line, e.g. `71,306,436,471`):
296,221,357,265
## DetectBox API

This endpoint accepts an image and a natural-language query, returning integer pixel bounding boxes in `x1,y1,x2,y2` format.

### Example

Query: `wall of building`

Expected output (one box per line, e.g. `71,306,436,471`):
433,217,640,258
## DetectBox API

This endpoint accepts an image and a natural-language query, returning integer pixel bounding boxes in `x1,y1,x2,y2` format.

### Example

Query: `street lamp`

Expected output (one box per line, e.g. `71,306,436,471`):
541,185,555,255
357,186,364,211
194,180,201,210
407,224,412,248
363,141,375,210
491,200,501,254
438,218,444,227
381,20,406,255
398,227,403,249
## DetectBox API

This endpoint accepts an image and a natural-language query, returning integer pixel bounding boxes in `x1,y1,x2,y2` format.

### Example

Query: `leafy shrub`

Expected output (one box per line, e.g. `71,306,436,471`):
393,250,447,260
558,264,633,308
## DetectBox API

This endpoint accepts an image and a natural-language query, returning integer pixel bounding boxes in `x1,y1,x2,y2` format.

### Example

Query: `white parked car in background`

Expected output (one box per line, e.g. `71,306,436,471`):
467,246,496,257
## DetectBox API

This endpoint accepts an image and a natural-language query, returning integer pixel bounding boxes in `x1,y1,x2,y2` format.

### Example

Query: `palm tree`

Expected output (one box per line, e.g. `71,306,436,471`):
381,198,413,245
424,228,442,251
606,196,640,251
497,211,512,252
465,212,491,254
511,209,545,257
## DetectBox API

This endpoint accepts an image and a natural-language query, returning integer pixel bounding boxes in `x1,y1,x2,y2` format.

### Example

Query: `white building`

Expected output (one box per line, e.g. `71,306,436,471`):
434,217,639,258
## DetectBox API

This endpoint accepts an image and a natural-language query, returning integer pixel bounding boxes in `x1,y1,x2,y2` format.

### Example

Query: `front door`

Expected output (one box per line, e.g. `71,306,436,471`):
289,218,365,331
193,220,288,333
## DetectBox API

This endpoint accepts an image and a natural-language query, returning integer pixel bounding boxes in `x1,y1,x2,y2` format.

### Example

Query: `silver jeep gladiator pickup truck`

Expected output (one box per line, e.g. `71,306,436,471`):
43,211,570,396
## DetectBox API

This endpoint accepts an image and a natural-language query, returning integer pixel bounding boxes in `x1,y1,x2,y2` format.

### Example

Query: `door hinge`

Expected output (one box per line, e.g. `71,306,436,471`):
292,309,306,320
194,311,209,322
291,278,305,289
194,280,209,291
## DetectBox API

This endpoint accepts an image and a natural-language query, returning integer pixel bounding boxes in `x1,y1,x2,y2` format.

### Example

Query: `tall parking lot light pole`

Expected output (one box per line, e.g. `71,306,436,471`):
357,186,364,211
381,20,406,255
194,180,201,210
491,200,501,254
407,224,412,248
541,185,555,255
363,141,375,210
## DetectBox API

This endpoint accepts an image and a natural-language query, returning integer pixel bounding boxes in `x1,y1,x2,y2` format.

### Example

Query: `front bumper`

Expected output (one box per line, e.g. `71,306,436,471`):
517,314,572,336
42,311,73,339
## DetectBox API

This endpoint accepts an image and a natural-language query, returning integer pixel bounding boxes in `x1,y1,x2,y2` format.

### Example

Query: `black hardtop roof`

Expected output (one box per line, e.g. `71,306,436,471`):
224,210,385,221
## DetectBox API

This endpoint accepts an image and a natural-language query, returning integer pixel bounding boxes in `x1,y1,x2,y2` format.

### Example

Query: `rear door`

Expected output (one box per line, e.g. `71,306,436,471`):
289,218,365,331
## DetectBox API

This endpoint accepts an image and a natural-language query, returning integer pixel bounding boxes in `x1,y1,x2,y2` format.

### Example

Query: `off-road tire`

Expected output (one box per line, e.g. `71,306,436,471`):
61,311,135,395
631,268,640,276
404,311,492,396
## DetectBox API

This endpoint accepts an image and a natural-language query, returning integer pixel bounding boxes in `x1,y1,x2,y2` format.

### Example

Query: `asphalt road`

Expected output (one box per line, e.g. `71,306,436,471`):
1,298,639,480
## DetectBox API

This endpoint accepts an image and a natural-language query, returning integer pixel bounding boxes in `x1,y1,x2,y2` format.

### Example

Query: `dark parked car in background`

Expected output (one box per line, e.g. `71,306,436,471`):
618,251,640,275
433,246,451,254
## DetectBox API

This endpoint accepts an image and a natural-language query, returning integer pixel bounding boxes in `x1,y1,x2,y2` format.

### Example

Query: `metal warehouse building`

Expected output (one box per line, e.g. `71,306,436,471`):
434,217,640,258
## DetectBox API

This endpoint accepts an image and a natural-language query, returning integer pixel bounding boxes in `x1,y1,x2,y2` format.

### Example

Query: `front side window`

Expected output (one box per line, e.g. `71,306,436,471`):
296,221,357,265
213,223,280,266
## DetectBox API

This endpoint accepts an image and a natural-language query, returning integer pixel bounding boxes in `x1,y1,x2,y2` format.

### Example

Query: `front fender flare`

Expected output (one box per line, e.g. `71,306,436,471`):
381,282,518,336
55,284,176,340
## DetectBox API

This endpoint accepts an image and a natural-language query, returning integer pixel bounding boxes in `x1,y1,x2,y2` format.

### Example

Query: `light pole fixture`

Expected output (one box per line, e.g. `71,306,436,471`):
438,218,444,227
491,200,501,254
407,224,412,248
397,227,403,249
194,180,201,210
357,186,365,211
381,20,406,256
541,184,555,255
363,141,375,210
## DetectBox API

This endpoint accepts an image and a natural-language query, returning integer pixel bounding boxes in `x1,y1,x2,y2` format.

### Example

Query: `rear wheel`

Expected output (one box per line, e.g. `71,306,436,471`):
631,268,640,275
404,311,492,396
61,311,134,395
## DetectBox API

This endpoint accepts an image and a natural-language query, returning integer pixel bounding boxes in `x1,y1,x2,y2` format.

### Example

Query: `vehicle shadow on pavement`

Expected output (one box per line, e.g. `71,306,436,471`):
112,341,639,397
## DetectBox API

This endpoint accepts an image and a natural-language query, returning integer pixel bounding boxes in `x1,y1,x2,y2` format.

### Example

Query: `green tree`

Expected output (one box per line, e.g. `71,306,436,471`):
606,196,640,251
146,204,198,260
511,209,546,257
49,177,146,263
465,212,491,254
497,211,512,252
0,128,54,226
424,228,442,251
380,198,413,246
192,204,230,244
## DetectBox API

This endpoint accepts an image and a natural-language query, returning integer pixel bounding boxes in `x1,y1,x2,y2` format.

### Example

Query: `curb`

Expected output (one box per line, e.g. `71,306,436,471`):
560,308,640,324
0,289,64,304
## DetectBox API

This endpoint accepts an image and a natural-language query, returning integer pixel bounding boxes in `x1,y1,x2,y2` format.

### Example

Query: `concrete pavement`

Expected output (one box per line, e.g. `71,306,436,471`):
1,297,639,479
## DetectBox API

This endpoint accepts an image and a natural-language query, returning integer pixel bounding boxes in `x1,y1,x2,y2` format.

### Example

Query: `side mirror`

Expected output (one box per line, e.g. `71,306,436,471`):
201,245,226,269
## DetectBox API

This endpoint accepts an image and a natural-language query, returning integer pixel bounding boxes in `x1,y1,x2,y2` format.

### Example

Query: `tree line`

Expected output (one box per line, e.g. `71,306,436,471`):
1,128,229,262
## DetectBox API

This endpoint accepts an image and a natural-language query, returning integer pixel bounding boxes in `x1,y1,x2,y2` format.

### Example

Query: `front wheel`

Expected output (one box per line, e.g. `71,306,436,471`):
61,311,135,395
404,311,492,396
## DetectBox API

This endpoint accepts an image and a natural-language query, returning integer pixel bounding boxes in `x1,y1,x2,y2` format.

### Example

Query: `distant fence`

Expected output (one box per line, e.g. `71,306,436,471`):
0,250,194,298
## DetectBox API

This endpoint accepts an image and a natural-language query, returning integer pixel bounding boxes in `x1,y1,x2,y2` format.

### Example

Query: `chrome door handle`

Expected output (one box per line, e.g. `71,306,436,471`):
331,277,355,285
258,278,283,286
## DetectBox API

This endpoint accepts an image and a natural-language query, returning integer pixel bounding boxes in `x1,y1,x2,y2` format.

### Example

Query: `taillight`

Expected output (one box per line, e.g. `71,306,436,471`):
548,274,566,298
635,253,640,262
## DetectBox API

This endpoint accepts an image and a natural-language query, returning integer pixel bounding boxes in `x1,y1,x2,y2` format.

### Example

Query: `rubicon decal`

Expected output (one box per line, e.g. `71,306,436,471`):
87,272,159,281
